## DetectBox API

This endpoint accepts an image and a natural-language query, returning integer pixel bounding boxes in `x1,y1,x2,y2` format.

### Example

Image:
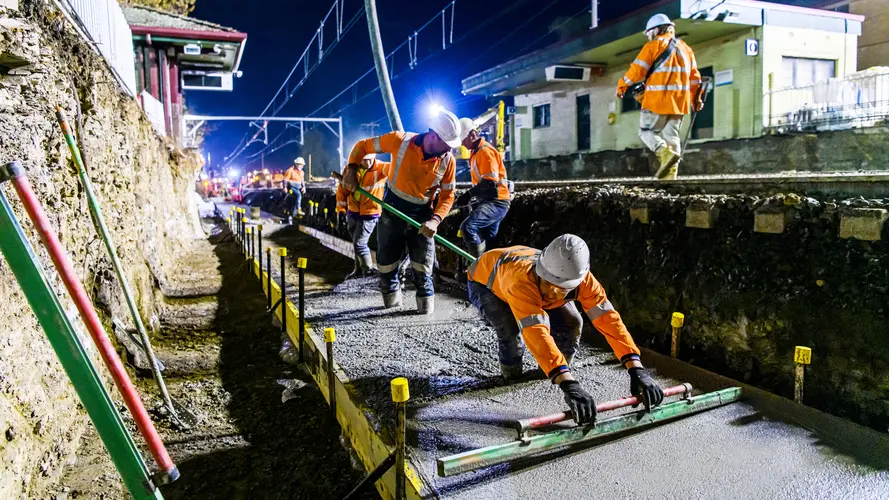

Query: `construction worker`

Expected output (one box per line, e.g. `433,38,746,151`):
616,14,703,180
341,109,460,314
466,234,664,424
335,153,390,278
455,118,511,257
283,157,307,217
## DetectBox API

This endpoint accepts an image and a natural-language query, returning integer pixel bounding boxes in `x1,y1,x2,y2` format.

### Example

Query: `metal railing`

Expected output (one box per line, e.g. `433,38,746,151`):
54,0,138,96
766,68,889,133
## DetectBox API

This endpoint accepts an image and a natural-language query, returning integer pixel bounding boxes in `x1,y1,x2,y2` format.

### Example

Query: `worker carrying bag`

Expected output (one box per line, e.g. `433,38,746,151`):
628,38,677,104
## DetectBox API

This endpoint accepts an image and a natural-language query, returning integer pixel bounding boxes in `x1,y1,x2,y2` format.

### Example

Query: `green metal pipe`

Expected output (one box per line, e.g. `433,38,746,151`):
332,172,475,262
437,387,742,477
56,109,186,430
0,189,163,500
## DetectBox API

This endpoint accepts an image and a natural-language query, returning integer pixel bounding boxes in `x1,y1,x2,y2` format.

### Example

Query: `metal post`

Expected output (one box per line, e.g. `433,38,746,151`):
297,257,307,364
794,346,811,403
365,0,404,131
671,312,684,358
257,224,263,267
391,377,410,500
246,227,253,261
591,0,598,29
266,247,273,310
280,248,288,335
324,328,337,421
338,117,345,168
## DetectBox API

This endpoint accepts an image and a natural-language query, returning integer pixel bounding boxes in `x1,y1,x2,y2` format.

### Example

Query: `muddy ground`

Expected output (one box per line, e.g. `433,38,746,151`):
55,220,373,500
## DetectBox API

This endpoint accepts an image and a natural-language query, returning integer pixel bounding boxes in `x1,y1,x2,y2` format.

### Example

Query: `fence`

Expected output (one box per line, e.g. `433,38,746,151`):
765,68,889,133
53,0,138,96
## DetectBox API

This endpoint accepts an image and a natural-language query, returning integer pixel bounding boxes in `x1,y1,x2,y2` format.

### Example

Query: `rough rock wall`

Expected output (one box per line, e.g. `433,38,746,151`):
0,1,201,497
505,128,889,181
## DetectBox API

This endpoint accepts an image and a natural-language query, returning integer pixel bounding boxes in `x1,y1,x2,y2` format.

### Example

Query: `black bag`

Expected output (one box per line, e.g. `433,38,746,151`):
628,38,678,103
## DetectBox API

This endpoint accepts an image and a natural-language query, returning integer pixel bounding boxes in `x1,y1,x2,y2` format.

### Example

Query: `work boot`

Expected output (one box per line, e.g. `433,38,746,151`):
500,363,523,381
469,241,486,258
664,161,680,180
417,296,434,315
654,146,680,179
382,290,403,309
359,254,375,274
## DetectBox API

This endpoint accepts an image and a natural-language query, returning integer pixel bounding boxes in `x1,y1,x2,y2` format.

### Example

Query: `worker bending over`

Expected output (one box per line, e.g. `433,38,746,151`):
455,118,512,257
467,234,664,424
283,157,307,218
336,154,389,278
616,14,703,180
341,109,460,314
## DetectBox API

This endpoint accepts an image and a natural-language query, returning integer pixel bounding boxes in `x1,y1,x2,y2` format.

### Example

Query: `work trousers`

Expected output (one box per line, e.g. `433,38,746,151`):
639,109,683,155
288,185,303,216
461,200,510,249
347,216,378,270
468,281,582,368
376,210,435,298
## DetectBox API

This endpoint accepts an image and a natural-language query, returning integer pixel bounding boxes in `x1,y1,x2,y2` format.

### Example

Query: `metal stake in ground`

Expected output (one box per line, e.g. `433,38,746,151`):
297,257,307,364
324,328,337,421
280,249,288,335
246,227,253,262
794,346,811,403
266,247,273,310
671,312,684,358
391,377,410,500
256,224,263,268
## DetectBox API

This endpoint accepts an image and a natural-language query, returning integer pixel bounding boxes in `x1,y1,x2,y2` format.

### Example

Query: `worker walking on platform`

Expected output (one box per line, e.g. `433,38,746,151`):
340,109,460,314
283,157,307,218
616,14,703,181
455,118,512,257
467,234,664,424
335,154,390,279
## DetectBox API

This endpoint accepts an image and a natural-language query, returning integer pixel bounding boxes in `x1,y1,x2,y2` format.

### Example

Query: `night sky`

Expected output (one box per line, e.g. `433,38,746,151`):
187,0,823,175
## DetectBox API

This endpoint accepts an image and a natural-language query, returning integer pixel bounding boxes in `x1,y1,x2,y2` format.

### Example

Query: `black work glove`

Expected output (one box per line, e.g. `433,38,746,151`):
455,190,472,207
559,380,597,425
628,367,664,412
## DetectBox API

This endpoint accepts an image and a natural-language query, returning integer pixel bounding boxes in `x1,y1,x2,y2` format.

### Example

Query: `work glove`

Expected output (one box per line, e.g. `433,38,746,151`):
616,88,626,99
628,367,664,412
419,218,440,238
694,98,705,112
341,164,360,192
455,190,472,207
559,380,597,425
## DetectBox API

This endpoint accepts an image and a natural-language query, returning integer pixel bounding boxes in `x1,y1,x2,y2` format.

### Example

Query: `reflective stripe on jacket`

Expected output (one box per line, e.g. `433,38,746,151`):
349,131,456,220
470,138,510,201
467,245,641,379
335,160,390,216
616,34,702,116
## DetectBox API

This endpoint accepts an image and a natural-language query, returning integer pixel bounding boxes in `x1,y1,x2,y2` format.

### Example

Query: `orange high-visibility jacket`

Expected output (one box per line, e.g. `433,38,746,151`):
470,138,510,201
335,160,391,216
349,131,456,220
467,246,641,379
617,34,702,116
283,166,305,186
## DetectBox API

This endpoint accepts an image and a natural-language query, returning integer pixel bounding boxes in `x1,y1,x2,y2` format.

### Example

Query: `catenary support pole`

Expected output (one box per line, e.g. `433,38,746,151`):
365,0,403,132
297,257,307,363
0,183,163,500
391,377,410,500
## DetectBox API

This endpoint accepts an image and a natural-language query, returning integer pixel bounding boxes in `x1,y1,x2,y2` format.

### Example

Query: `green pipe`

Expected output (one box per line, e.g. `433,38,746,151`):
56,109,186,428
0,189,163,500
333,172,476,262
437,387,742,477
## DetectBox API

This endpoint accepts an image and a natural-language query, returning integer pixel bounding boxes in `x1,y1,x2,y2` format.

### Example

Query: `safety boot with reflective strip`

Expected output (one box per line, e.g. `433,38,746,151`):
417,296,434,315
655,146,680,180
382,290,403,308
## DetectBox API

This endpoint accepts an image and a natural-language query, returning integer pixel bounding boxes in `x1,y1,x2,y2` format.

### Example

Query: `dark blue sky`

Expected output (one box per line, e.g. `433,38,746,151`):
188,0,824,174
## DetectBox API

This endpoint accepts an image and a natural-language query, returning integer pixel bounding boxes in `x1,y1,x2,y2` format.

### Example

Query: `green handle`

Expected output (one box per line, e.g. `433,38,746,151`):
334,172,476,262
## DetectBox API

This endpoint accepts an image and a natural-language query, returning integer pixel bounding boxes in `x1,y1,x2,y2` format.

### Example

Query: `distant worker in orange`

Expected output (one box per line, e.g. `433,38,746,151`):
283,157,307,218
336,153,390,279
467,234,664,425
455,118,512,257
341,108,461,314
616,14,703,180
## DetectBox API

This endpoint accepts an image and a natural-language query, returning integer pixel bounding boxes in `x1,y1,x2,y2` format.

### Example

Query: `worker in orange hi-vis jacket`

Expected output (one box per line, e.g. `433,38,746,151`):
616,14,703,181
466,234,664,425
340,108,461,315
335,153,390,279
282,157,306,217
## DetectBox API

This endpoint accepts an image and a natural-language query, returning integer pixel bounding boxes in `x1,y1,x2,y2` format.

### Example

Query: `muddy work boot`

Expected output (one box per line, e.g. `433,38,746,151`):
500,363,523,381
654,146,680,180
417,296,434,315
382,290,403,309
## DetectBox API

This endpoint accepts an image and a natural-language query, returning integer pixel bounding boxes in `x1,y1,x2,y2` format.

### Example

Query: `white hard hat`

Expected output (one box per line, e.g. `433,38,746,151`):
535,234,590,289
294,157,306,165
363,153,376,160
428,108,463,148
646,13,674,32
458,117,476,141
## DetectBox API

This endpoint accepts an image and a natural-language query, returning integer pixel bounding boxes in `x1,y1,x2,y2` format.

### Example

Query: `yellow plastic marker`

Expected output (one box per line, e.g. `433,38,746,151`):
324,327,336,343
794,346,812,403
297,257,307,269
279,248,288,257
391,377,410,403
246,227,252,234
794,346,812,365
226,217,230,223
671,312,685,328
257,224,263,231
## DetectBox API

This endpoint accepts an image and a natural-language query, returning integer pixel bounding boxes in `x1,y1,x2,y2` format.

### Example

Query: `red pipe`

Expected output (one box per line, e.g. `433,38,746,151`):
516,383,693,433
9,173,176,478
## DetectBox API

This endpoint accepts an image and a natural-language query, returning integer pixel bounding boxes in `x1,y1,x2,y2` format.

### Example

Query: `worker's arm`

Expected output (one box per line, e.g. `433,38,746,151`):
457,148,501,205
431,155,457,220
507,283,569,380
344,131,405,191
686,43,704,110
617,41,657,97
576,273,642,368
335,184,347,214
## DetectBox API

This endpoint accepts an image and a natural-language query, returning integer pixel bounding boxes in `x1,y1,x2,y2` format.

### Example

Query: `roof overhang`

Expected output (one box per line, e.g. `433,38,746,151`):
462,0,864,97
131,25,248,73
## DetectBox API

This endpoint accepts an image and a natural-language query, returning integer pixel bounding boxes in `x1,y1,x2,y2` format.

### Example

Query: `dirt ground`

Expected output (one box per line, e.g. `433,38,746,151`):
54,220,373,500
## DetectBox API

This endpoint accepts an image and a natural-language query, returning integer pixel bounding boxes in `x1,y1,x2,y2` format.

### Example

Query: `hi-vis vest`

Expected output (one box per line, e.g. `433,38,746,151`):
374,133,453,205
469,138,510,201
336,162,389,216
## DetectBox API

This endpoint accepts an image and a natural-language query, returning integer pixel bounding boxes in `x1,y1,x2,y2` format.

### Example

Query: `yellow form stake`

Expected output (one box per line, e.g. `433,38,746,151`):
671,312,685,358
392,377,410,500
794,346,811,403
